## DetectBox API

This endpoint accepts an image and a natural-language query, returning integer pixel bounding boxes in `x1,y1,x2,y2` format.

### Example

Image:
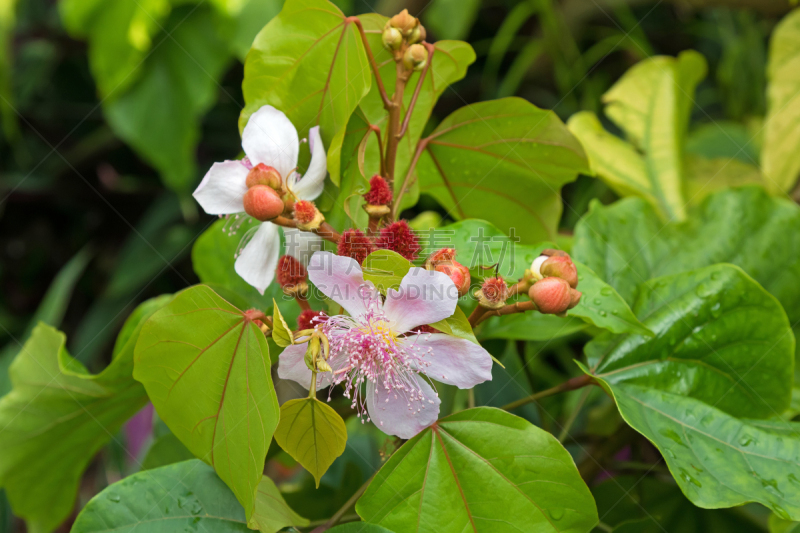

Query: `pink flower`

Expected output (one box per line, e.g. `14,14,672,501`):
278,252,493,439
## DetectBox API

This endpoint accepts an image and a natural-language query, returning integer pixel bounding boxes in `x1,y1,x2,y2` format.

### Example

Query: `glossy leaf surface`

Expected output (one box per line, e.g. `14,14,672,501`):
357,407,598,533
581,265,797,518
134,285,280,525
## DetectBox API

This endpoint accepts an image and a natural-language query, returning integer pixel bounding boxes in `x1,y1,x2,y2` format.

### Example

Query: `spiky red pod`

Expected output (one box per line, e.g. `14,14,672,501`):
338,228,375,265
479,276,508,307
276,255,307,288
377,220,420,260
364,175,393,206
424,247,456,268
297,309,326,331
293,200,317,225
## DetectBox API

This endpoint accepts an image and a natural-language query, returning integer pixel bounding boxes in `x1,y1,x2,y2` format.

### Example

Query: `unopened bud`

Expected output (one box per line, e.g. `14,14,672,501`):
530,249,570,279
293,199,325,231
403,44,428,71
243,185,284,221
304,336,321,372
540,254,578,288
382,23,403,50
246,163,282,190
276,255,308,297
529,277,579,315
389,9,418,36
436,261,470,297
408,23,426,44
475,276,508,309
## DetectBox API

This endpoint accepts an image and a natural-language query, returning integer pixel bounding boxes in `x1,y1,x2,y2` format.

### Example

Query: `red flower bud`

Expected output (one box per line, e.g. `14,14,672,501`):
246,163,282,190
243,185,284,221
276,255,307,287
540,254,579,288
424,247,456,268
569,288,582,309
377,220,420,260
297,309,326,331
477,276,508,309
364,175,393,206
435,261,470,297
338,228,375,265
529,277,573,314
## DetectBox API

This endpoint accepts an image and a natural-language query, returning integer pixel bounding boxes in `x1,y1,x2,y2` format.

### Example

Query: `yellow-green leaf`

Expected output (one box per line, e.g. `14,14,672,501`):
272,298,294,347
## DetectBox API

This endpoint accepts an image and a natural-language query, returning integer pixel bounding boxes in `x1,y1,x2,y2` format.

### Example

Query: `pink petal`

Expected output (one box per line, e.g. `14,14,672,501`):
307,251,378,318
193,160,249,215
234,222,280,294
242,105,299,180
277,342,340,391
383,267,458,333
366,377,440,439
292,126,326,201
404,334,493,389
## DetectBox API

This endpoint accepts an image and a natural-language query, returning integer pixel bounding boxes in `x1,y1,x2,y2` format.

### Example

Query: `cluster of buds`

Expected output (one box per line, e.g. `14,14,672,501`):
242,163,285,222
528,250,581,315
276,255,308,298
424,248,470,296
382,10,428,71
338,220,421,264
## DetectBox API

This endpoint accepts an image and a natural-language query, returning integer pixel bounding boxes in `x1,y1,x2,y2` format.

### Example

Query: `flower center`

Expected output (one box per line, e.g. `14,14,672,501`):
322,305,433,424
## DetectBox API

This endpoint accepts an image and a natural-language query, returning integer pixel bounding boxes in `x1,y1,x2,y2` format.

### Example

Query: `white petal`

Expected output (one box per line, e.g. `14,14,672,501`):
242,105,299,179
404,334,493,389
193,160,249,215
234,222,280,294
307,251,378,318
283,228,323,266
292,126,327,200
383,267,458,334
366,377,440,439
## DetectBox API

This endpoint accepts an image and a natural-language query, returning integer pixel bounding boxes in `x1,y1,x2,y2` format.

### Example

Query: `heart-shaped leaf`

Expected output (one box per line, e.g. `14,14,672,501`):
579,264,798,518
0,296,169,533
417,97,589,243
71,459,309,533
274,397,347,487
134,285,280,526
356,407,598,533
240,0,370,148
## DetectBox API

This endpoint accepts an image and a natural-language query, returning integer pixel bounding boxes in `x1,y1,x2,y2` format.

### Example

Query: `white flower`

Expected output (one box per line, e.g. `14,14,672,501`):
193,105,326,294
278,252,494,439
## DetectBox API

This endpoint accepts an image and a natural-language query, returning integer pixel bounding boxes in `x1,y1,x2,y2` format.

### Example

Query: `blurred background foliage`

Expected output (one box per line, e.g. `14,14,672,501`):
0,0,797,530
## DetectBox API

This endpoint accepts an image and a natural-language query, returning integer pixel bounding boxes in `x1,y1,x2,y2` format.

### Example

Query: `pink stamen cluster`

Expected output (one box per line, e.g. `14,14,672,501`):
321,299,436,425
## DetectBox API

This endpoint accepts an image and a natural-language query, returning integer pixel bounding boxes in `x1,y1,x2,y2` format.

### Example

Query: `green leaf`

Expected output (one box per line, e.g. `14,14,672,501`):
684,155,763,204
0,296,168,533
568,51,707,221
274,397,347,487
569,261,653,336
572,186,800,331
140,432,194,471
0,0,18,140
105,6,233,191
417,97,588,243
0,246,92,395
58,0,171,97
763,8,800,193
328,525,394,533
362,249,412,293
592,475,766,532
71,459,308,533
241,0,370,150
580,265,799,518
356,407,598,533
133,285,280,526
272,299,294,347
252,474,310,532
430,306,479,345
771,513,800,533
423,0,480,41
